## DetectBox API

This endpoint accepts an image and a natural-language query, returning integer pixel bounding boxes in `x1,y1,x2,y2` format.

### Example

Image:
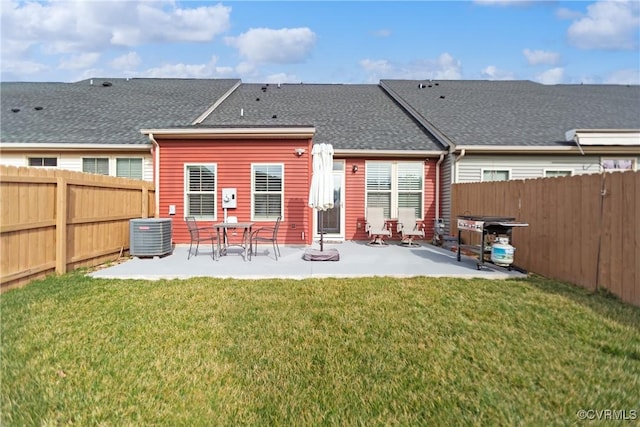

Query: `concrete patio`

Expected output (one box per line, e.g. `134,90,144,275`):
89,241,527,281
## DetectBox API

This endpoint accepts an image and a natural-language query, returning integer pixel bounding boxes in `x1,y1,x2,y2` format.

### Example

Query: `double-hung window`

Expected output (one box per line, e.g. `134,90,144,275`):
185,164,216,219
544,170,572,178
116,158,143,179
28,157,57,167
252,164,283,220
601,158,636,172
366,161,423,219
82,158,109,175
482,169,510,182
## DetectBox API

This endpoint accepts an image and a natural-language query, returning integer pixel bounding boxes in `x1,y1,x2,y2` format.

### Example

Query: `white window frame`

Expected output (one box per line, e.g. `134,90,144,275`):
481,168,511,182
544,169,573,178
184,163,217,220
116,157,144,179
27,157,57,167
601,158,637,172
365,161,424,219
251,163,284,222
82,157,110,175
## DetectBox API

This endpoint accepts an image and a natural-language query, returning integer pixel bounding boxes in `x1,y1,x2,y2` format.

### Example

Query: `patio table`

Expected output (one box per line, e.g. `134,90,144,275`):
213,222,254,260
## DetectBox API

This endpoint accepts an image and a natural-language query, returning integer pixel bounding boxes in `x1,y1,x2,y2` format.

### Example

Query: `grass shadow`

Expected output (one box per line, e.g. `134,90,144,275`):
514,274,640,331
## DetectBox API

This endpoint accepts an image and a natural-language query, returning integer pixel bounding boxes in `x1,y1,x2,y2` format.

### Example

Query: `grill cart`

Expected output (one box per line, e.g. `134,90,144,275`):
456,215,528,270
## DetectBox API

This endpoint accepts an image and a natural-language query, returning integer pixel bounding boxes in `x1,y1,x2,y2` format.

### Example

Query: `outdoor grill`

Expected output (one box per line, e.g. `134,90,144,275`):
456,215,528,270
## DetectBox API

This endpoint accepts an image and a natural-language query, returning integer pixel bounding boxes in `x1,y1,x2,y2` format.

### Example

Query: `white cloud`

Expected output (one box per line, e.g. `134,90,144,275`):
1,59,50,76
0,1,231,54
109,52,142,71
59,53,101,70
360,59,394,75
235,61,258,76
604,69,640,85
360,53,462,82
138,56,234,79
556,7,583,20
473,0,534,6
373,29,392,38
535,67,565,84
225,27,316,64
567,0,640,50
481,65,515,80
264,73,300,84
523,49,560,66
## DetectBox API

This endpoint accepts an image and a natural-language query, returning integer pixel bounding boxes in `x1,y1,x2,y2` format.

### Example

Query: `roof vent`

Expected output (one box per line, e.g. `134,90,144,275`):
434,82,439,86
34,106,43,111
11,108,20,113
261,86,267,92
439,95,445,99
102,81,112,87
256,98,260,101
272,114,277,119
418,83,426,89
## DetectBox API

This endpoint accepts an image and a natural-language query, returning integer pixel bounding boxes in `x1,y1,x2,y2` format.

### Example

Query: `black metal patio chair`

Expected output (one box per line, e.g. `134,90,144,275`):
185,216,217,260
249,216,282,261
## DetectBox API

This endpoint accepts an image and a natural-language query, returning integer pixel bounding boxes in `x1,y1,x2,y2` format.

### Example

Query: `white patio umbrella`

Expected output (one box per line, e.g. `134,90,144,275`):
308,143,334,251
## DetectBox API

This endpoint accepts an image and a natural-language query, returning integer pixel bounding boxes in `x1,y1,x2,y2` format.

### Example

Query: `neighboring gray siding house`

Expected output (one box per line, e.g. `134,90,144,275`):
381,80,640,232
381,80,640,180
0,78,240,181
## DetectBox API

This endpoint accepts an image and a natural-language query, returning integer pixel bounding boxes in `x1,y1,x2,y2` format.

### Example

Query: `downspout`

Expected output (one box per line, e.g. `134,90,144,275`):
148,133,160,218
435,153,445,223
434,153,445,243
454,148,465,183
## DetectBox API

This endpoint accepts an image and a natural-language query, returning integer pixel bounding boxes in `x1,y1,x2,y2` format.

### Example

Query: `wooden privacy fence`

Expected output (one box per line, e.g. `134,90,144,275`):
451,171,639,307
0,166,155,291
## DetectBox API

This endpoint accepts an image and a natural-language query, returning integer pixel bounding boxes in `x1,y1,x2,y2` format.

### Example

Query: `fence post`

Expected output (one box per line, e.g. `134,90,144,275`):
56,176,67,275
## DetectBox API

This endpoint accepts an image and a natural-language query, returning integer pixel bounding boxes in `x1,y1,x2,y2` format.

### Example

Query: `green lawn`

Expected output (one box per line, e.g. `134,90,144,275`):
1,273,639,426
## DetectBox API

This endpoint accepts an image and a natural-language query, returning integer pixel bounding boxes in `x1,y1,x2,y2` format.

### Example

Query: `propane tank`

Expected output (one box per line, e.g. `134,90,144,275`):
491,237,515,267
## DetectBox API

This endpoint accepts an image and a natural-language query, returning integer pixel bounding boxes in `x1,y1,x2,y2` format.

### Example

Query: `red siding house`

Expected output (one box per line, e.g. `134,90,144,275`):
142,83,447,246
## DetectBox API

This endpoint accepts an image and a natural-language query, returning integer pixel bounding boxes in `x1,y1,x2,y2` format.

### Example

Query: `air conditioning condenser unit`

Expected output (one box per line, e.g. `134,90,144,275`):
129,218,173,257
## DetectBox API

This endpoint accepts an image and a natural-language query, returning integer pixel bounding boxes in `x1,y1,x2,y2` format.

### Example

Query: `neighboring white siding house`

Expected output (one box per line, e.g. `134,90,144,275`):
0,150,153,181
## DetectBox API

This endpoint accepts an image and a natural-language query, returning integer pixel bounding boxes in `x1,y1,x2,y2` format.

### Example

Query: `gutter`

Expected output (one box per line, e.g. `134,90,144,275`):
333,148,446,158
453,145,640,155
0,142,150,151
140,127,316,139
147,133,160,218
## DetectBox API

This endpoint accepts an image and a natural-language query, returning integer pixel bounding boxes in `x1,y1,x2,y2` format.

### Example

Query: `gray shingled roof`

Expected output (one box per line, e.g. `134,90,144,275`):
200,83,444,151
381,80,640,147
1,78,239,145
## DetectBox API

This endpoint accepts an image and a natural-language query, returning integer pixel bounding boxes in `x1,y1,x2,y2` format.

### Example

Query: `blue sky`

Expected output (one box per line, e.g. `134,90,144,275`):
1,0,639,84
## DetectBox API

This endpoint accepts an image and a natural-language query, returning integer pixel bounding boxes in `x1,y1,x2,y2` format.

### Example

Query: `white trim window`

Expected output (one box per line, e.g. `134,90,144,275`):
185,164,217,219
482,169,510,182
116,158,143,179
601,158,636,172
28,157,57,167
544,169,572,178
82,157,109,175
252,164,283,221
366,161,424,219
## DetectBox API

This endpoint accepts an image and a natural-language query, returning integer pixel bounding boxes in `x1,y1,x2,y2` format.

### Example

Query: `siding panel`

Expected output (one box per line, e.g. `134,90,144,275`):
456,154,640,183
159,139,312,245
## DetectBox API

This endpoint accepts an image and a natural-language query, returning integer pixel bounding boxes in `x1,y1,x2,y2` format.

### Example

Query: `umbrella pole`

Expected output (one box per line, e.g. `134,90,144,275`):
320,211,324,251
